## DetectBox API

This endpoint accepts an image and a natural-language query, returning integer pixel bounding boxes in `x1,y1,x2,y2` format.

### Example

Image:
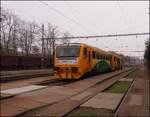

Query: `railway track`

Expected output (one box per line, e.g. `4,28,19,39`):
0,69,123,100
0,70,53,83
12,69,133,116
50,68,134,117
114,76,135,117
34,79,77,86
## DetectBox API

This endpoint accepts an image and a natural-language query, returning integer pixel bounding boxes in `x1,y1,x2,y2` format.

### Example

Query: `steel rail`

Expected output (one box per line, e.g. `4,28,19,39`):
61,69,134,117
20,68,132,116
16,68,131,117
1,71,53,83
113,72,136,117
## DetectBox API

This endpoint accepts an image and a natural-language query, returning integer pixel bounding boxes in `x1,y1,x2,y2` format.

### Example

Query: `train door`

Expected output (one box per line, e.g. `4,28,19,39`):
88,48,92,70
111,55,115,71
82,47,88,72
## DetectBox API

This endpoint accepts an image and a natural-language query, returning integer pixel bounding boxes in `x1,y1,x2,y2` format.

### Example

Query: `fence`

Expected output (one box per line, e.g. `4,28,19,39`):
0,54,54,71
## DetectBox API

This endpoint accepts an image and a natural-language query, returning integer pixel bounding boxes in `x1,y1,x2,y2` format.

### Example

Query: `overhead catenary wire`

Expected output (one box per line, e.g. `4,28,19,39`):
116,1,134,33
2,6,42,23
65,2,101,34
114,51,144,52
38,1,93,34
43,32,149,40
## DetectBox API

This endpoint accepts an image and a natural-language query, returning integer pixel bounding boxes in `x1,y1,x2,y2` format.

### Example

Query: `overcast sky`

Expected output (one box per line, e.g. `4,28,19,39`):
2,1,149,58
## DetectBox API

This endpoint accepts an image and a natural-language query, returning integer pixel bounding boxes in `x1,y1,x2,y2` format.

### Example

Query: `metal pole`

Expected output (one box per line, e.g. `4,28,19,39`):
41,24,44,68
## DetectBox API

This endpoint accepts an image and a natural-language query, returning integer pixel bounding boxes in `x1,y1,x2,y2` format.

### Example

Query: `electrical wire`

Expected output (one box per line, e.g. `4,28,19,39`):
43,32,149,40
116,1,134,33
39,1,93,34
65,2,101,34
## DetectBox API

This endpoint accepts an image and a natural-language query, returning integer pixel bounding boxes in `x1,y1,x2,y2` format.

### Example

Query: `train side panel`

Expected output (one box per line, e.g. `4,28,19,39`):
54,43,123,79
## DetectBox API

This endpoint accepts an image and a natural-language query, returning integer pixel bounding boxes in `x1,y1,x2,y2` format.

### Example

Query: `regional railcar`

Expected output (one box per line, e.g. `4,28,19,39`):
54,43,122,79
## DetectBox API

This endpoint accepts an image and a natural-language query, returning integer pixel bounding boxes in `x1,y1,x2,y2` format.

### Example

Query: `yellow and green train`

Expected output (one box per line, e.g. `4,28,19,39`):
54,43,123,79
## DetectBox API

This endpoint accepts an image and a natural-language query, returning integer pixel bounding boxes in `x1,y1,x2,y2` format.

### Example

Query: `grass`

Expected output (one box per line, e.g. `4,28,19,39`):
16,104,53,116
66,107,113,117
105,81,131,93
67,110,95,117
127,68,141,78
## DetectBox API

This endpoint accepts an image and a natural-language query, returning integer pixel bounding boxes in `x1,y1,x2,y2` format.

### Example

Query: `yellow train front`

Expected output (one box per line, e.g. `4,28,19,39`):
54,43,123,79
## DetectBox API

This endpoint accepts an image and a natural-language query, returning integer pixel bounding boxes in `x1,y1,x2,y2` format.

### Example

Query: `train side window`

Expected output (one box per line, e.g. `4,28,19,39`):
92,51,96,58
109,56,111,61
95,52,97,59
110,56,111,60
106,56,108,60
97,53,99,59
117,58,119,63
104,56,106,60
84,48,87,57
88,51,91,62
100,54,102,59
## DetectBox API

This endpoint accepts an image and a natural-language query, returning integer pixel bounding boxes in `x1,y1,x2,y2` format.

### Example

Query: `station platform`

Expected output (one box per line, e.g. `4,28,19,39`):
1,69,53,83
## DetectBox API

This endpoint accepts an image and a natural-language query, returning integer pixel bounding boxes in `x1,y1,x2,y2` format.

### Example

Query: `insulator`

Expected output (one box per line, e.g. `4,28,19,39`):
136,35,137,38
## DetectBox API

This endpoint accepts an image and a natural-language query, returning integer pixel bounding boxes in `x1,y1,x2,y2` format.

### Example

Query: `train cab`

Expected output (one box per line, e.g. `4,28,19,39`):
54,43,90,79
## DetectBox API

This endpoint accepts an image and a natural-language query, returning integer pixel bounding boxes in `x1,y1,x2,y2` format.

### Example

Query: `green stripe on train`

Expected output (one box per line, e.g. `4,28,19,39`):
92,60,111,73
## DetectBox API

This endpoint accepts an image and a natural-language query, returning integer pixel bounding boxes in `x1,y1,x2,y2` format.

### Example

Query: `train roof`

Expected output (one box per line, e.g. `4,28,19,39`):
74,43,109,54
57,43,122,57
108,51,122,58
57,43,109,54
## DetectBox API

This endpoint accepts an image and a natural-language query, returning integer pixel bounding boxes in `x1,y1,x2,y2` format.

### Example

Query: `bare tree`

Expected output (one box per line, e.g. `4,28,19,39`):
32,45,40,54
0,7,7,52
1,8,14,54
1,7,70,60
44,23,59,56
17,20,39,55
11,15,20,54
62,31,71,44
144,38,150,69
1,8,20,54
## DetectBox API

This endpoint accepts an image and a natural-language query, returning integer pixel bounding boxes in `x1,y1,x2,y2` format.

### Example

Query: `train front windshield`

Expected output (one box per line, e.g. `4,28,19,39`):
56,45,80,58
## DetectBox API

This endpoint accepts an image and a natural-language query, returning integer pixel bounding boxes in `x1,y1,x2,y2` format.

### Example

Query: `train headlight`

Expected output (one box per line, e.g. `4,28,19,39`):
54,67,59,71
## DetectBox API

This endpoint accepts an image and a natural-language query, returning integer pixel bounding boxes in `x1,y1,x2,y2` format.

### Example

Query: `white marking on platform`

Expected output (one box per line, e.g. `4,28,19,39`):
71,92,92,101
119,78,133,82
1,85,47,95
81,92,123,110
128,94,142,105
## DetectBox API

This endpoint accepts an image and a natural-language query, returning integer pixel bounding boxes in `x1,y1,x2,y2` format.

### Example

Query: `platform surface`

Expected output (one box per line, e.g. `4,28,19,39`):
1,85,47,95
81,92,124,110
